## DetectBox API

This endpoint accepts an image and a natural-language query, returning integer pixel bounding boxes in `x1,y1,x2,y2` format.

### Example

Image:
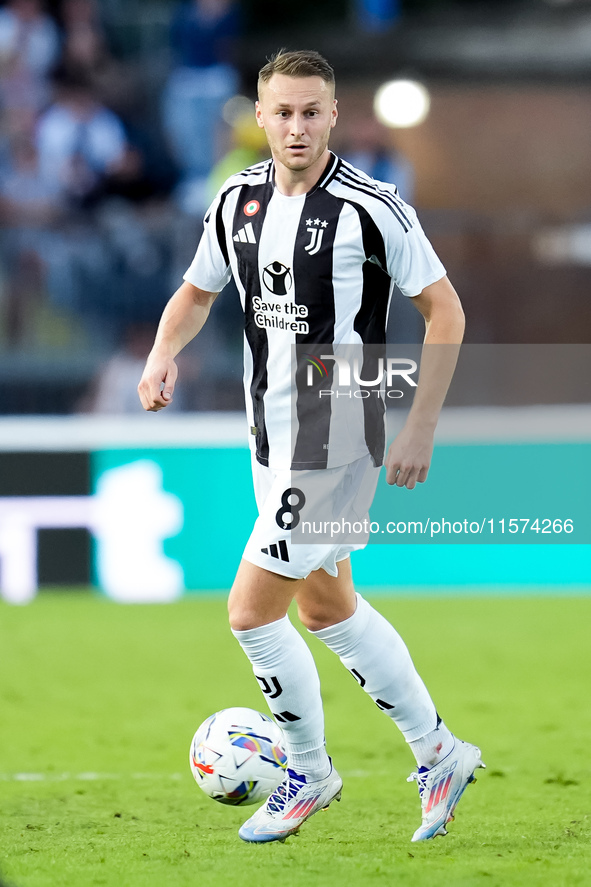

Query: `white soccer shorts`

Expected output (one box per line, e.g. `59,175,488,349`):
242,453,381,580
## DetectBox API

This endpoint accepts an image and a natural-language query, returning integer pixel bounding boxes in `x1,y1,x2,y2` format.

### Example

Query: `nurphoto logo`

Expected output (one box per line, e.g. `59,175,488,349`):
303,353,418,399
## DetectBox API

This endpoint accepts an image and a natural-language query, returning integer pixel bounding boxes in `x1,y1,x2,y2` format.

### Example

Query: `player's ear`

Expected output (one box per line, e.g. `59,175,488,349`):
331,99,338,128
255,101,265,129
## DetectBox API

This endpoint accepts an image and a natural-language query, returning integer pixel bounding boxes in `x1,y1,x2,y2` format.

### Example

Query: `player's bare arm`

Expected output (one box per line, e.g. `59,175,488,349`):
385,275,465,488
138,281,218,411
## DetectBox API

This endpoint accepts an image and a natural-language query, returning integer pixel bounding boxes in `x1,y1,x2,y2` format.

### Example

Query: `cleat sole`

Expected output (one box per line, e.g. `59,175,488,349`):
322,788,342,810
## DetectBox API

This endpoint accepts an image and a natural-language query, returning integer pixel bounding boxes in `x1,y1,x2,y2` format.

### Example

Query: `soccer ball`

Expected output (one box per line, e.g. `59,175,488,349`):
189,707,287,806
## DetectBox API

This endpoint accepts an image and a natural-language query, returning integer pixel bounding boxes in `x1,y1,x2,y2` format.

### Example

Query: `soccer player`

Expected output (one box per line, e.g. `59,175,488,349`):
138,49,485,844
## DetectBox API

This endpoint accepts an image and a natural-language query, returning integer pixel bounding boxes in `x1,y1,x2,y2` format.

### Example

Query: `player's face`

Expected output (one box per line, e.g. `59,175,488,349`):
256,74,337,176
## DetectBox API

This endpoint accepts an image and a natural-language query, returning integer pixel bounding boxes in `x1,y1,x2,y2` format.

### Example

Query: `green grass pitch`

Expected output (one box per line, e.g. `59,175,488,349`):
1,592,590,887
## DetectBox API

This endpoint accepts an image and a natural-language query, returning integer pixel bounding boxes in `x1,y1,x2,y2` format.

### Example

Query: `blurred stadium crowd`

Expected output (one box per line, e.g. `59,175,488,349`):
0,0,248,413
0,0,590,415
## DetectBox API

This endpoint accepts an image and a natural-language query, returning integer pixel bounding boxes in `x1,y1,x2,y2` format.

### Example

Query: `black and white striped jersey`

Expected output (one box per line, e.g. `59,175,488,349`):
184,152,445,470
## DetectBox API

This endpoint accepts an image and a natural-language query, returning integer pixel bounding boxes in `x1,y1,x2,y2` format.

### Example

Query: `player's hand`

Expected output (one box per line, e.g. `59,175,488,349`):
385,425,434,489
137,353,178,411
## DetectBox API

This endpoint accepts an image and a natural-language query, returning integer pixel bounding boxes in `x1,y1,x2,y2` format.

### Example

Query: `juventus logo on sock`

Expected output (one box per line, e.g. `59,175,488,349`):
255,675,283,699
375,698,395,711
350,668,366,687
350,669,393,710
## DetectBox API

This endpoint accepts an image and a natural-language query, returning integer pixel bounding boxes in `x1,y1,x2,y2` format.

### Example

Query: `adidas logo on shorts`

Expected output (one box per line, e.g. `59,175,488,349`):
260,540,289,562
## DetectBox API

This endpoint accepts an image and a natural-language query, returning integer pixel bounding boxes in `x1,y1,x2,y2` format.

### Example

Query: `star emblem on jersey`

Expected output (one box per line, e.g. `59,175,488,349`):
304,219,328,256
234,222,257,244
262,262,293,296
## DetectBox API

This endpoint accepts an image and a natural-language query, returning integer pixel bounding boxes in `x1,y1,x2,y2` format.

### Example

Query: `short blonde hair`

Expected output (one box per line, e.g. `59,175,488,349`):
258,49,335,96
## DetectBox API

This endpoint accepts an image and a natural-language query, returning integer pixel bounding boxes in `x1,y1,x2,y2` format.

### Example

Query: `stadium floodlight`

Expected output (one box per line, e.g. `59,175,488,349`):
373,79,431,128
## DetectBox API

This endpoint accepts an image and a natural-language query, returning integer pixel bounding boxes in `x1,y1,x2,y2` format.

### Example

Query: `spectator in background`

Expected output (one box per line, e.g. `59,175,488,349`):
206,105,269,201
342,114,420,342
162,0,241,214
36,67,128,206
58,0,136,118
59,0,105,74
0,130,64,341
21,68,128,337
0,0,178,363
57,0,168,205
0,130,62,225
80,321,187,413
343,114,414,202
0,0,61,113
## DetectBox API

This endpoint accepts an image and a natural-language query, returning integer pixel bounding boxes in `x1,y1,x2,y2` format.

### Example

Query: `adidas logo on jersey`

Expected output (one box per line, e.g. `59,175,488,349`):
261,540,289,562
233,222,257,244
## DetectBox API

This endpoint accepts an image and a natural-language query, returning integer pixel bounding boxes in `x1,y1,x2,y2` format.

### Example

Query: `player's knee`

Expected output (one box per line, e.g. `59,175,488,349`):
228,597,253,632
228,596,279,632
228,609,255,632
297,602,333,632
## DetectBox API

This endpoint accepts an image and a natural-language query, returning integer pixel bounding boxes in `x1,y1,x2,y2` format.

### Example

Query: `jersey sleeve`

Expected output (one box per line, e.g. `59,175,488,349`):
381,191,446,298
183,191,233,293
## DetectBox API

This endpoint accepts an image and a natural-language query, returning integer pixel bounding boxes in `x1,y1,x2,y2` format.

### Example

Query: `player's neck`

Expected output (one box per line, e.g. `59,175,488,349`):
273,149,331,197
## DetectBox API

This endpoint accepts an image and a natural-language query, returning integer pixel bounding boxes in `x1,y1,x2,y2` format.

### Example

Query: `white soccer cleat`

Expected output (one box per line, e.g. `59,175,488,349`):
407,738,485,842
238,762,343,844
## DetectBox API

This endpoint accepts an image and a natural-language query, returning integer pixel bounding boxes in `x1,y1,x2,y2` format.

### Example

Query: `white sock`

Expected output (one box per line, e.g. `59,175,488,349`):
310,593,440,745
408,717,455,768
232,616,331,780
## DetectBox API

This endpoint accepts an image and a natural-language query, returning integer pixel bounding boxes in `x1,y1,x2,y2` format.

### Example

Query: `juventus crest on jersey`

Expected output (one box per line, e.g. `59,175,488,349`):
185,153,445,471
